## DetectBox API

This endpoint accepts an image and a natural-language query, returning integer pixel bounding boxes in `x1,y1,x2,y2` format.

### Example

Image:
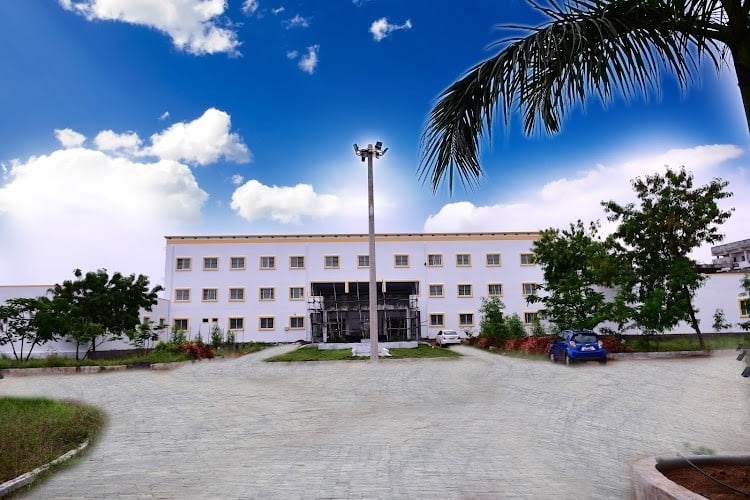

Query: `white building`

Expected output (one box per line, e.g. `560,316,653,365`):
712,238,750,271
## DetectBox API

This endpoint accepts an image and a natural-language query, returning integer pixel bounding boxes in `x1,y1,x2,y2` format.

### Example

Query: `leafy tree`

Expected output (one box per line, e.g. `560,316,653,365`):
51,269,163,360
420,0,750,192
210,323,225,349
712,308,732,332
479,296,507,339
0,297,59,360
527,220,619,330
505,313,527,340
126,319,165,352
740,275,750,332
602,167,733,349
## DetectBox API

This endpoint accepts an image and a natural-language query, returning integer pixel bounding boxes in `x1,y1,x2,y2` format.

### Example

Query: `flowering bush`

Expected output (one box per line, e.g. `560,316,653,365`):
175,341,215,360
598,335,631,353
503,336,552,353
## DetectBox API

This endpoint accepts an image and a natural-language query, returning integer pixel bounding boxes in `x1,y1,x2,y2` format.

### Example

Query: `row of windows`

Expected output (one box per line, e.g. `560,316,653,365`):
173,283,541,302
175,253,537,271
428,311,539,328
172,316,302,332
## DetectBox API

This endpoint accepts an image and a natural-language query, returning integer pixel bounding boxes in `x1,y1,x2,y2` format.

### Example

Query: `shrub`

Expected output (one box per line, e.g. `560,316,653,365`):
175,341,214,360
210,324,224,349
598,335,631,353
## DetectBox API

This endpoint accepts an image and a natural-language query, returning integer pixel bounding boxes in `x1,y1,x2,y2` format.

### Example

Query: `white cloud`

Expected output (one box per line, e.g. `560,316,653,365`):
231,174,244,185
159,111,170,121
271,6,285,15
94,130,142,154
285,14,309,29
286,50,298,59
54,128,86,148
0,147,208,284
146,108,251,165
424,144,747,262
369,17,412,42
298,45,319,75
58,0,240,56
242,0,259,16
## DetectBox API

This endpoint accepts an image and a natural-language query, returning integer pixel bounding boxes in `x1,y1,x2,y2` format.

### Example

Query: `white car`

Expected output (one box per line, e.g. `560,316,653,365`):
435,329,461,346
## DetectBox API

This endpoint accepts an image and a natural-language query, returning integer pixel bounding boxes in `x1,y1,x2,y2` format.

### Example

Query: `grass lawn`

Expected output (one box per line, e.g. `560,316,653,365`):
0,397,105,484
265,343,461,362
626,334,746,352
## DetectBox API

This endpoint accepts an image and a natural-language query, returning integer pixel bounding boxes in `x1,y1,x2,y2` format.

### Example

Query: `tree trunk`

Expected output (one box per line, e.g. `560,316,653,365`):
731,34,750,134
687,305,705,350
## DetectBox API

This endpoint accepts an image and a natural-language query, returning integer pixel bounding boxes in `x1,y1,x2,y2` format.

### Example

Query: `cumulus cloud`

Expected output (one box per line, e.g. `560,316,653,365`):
285,14,309,29
242,0,259,16
271,6,285,15
54,128,86,148
94,130,142,154
424,144,747,261
58,0,240,56
298,45,319,74
369,17,412,42
159,111,170,121
286,50,298,59
231,174,244,186
146,108,250,165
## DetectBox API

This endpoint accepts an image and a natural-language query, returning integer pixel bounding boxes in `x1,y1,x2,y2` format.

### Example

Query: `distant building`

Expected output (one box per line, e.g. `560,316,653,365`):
712,238,750,271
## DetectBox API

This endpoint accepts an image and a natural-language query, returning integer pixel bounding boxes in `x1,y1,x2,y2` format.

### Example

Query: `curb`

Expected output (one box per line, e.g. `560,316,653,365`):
610,350,712,360
0,439,90,497
0,365,128,377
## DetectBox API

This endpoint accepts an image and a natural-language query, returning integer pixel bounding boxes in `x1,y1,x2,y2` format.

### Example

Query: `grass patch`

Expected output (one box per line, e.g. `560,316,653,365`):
265,343,461,362
627,334,746,352
0,397,105,484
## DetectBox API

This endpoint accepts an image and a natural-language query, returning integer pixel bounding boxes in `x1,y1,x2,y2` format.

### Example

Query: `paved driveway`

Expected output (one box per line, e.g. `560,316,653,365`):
1,346,747,499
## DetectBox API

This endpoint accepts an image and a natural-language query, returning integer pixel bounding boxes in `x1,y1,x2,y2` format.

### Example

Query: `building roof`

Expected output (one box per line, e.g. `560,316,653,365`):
164,232,541,244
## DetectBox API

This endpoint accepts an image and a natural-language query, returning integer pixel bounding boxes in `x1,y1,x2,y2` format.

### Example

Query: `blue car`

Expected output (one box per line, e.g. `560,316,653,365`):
550,330,607,365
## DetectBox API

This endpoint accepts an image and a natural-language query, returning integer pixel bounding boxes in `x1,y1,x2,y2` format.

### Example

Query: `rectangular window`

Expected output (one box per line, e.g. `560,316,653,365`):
741,298,750,317
457,284,473,297
260,256,276,270
357,255,370,268
229,288,245,301
203,257,218,270
175,288,190,302
289,286,305,300
429,284,444,298
202,288,218,301
176,257,191,270
524,312,539,325
459,313,474,327
488,283,503,297
520,253,536,266
429,313,445,327
230,256,246,270
456,254,471,267
394,254,409,268
259,287,275,301
229,317,244,330
259,317,275,330
522,283,538,296
289,316,305,329
173,318,188,331
290,256,305,269
486,253,501,266
324,255,340,269
427,254,443,267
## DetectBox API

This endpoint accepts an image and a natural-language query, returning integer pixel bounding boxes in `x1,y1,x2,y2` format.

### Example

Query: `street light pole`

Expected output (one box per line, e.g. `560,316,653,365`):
354,142,387,362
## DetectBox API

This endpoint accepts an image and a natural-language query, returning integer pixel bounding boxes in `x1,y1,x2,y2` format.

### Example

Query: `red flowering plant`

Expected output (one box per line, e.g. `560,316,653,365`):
175,341,215,360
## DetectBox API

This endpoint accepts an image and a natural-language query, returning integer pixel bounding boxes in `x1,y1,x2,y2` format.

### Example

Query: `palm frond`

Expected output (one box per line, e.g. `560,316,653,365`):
419,0,728,194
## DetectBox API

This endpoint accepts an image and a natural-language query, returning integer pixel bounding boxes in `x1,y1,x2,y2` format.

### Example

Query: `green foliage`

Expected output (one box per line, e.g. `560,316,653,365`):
530,317,546,337
126,319,164,351
225,330,236,346
712,309,732,332
170,329,187,345
504,314,526,340
0,297,59,361
210,323,224,349
478,296,506,339
603,167,733,349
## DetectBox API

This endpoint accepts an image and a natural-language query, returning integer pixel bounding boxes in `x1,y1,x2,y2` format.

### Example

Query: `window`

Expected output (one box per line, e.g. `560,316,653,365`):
488,283,503,297
520,253,536,266
229,317,244,330
324,255,340,269
486,253,501,266
175,289,190,302
202,288,218,301
259,317,275,330
202,318,209,323
394,254,410,267
229,288,245,301
289,286,305,300
173,318,188,331
176,257,191,270
159,318,165,327
203,257,218,270
259,287,275,301
456,254,471,267
260,256,275,270
289,316,305,329
741,298,750,317
524,312,539,325
429,284,444,298
522,283,538,296
459,313,474,327
357,255,370,268
429,313,445,327
290,256,305,269
427,254,443,267
457,284,473,297
230,256,246,270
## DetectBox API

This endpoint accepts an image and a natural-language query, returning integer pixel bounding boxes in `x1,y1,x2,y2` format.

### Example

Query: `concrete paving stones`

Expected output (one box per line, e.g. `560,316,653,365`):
1,345,747,499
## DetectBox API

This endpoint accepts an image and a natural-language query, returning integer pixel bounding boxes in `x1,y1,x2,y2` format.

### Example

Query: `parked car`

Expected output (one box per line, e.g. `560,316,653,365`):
435,329,461,346
550,329,607,365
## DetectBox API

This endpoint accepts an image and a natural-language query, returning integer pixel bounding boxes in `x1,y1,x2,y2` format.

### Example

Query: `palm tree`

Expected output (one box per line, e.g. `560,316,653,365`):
420,0,750,193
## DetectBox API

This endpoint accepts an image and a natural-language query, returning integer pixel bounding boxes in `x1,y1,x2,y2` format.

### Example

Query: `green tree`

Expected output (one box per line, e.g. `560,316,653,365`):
602,167,733,349
0,297,59,360
126,319,165,353
420,0,750,192
478,296,507,339
51,269,163,360
528,220,618,330
712,308,732,332
740,275,750,331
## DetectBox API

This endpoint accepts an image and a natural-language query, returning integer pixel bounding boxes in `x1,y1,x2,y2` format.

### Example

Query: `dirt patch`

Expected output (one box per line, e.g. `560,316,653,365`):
663,464,750,499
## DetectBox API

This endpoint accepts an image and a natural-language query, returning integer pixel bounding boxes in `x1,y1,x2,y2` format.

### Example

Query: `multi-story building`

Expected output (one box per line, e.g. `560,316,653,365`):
712,238,750,271
164,232,544,343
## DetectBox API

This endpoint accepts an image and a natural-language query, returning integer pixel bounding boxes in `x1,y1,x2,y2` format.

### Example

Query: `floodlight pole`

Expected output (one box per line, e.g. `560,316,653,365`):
354,142,387,362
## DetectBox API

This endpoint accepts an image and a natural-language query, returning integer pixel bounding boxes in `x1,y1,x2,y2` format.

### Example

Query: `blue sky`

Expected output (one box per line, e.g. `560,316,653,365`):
0,0,748,286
